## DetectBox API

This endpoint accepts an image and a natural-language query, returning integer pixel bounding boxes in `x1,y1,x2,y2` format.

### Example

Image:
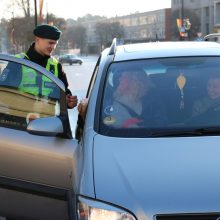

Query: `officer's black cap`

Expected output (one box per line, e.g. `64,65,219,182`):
33,24,62,40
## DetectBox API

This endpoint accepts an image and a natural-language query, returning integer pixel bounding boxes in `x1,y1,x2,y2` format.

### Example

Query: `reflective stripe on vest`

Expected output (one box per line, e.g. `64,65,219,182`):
15,53,59,96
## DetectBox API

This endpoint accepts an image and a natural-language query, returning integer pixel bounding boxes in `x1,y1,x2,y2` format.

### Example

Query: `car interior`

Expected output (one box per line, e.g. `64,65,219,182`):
100,57,220,137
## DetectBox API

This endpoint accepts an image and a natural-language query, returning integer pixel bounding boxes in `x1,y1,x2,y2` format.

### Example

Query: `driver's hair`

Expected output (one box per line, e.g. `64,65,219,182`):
113,68,154,97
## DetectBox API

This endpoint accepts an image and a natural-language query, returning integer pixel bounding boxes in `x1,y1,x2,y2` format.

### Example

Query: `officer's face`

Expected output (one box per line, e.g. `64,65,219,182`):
35,37,58,56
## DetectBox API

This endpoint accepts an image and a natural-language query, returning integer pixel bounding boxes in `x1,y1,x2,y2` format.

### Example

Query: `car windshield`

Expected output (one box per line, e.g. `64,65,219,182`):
100,57,220,137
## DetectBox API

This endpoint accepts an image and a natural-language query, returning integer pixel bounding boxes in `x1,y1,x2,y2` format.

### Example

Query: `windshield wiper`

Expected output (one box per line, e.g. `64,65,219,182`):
147,127,220,137
194,127,220,135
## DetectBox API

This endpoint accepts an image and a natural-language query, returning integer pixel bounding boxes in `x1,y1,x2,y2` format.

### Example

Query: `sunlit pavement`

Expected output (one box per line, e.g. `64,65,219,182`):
63,55,98,136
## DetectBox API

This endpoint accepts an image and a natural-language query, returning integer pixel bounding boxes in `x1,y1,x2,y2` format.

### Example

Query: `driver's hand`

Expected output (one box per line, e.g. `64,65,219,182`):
78,98,88,120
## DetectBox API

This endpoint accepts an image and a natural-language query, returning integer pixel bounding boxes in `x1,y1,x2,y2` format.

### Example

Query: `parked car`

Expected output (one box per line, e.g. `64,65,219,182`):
204,32,220,42
1,38,220,219
59,54,83,65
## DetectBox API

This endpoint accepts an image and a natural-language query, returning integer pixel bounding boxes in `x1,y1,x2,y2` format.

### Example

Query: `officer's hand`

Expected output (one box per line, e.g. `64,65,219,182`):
66,94,78,109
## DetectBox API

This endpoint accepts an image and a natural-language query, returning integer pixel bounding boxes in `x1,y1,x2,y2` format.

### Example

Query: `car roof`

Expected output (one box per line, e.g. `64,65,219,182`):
112,41,220,61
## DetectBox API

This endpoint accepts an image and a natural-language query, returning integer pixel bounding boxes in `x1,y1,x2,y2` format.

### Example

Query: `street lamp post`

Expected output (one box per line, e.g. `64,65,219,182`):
181,0,184,25
34,0,38,27
12,11,16,54
180,0,185,40
46,2,49,24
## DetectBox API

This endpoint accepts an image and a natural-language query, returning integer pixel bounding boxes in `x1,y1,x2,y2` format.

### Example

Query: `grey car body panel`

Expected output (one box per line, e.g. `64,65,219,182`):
93,134,220,215
0,126,77,188
0,189,70,220
77,48,112,197
0,125,78,219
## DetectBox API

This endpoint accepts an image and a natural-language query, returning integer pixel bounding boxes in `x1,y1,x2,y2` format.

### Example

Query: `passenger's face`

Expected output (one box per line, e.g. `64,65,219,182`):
207,78,220,99
118,72,146,98
35,37,58,56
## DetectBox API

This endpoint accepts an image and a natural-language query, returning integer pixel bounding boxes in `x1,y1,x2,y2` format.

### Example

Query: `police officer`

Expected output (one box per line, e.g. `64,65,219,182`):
16,24,77,109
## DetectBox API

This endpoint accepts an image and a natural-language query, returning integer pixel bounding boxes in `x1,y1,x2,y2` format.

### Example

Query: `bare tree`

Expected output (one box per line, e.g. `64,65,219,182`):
46,13,66,29
0,19,11,53
5,11,67,53
77,14,106,22
95,22,124,49
12,0,33,18
7,16,35,52
3,0,34,53
62,24,87,54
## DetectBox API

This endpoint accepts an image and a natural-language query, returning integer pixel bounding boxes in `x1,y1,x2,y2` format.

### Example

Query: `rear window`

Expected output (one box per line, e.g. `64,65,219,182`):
100,57,220,137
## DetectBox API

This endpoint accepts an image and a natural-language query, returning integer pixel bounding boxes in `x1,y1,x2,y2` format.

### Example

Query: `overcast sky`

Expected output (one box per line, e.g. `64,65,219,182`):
0,0,171,20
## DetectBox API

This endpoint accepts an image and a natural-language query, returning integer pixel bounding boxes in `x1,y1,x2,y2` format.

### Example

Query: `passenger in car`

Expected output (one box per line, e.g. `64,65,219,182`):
192,73,220,117
110,68,167,128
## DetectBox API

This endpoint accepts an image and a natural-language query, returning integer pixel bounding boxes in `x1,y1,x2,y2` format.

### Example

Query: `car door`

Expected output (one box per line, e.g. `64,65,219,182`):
0,54,77,220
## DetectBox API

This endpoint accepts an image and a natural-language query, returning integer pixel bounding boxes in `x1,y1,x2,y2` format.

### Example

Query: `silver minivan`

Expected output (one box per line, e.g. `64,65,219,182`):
1,39,220,220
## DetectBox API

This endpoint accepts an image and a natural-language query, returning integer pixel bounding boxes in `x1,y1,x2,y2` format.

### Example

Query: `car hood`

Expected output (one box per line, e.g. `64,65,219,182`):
93,135,220,216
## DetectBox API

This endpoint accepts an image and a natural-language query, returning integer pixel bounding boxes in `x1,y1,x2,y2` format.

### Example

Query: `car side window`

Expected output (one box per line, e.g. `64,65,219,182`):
0,60,62,131
87,56,100,98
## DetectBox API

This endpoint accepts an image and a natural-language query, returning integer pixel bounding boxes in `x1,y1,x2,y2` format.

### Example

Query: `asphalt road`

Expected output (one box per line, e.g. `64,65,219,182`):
63,55,98,135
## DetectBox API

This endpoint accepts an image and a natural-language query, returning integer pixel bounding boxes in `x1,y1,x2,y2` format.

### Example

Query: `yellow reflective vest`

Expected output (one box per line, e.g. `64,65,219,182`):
15,53,59,96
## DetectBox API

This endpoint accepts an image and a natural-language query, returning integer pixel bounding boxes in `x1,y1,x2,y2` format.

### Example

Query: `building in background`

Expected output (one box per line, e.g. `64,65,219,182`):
82,0,220,54
82,8,171,54
81,20,100,54
108,9,171,43
214,0,220,32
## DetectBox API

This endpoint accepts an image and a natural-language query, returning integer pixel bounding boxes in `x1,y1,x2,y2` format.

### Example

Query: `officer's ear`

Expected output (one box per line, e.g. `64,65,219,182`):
35,36,40,44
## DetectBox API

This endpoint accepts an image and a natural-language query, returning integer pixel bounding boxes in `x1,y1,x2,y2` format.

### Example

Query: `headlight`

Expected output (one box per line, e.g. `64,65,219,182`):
77,196,136,220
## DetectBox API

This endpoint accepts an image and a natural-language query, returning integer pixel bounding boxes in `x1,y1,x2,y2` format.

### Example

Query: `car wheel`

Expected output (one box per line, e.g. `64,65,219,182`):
79,61,82,65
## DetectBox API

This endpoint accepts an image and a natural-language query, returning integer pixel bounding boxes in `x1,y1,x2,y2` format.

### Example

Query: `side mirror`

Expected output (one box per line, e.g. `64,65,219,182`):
27,117,64,136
